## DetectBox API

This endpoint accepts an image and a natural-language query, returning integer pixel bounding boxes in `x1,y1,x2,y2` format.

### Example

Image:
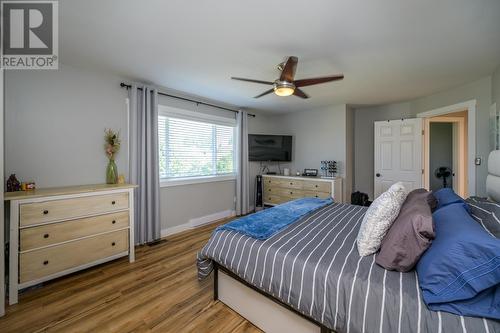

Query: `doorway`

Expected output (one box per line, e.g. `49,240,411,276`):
423,111,468,197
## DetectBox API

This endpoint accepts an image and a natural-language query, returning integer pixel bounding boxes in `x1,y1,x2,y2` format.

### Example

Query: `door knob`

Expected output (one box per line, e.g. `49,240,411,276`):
376,173,381,177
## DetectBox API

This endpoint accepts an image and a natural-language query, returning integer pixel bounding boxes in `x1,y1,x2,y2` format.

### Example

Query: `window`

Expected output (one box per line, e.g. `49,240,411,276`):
158,106,237,185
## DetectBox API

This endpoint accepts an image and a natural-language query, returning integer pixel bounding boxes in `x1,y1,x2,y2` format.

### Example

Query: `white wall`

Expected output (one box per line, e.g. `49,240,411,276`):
4,63,238,231
354,76,492,198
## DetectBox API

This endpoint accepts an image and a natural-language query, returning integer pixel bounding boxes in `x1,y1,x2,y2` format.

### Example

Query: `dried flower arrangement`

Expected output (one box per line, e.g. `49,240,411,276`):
104,128,121,161
104,129,121,184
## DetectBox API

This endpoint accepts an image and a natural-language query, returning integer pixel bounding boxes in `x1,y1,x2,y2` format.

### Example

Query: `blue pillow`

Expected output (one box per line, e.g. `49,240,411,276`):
416,203,500,319
433,188,470,212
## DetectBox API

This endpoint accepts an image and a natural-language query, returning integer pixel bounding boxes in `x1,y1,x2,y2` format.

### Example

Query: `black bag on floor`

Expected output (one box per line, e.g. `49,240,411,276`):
351,191,369,206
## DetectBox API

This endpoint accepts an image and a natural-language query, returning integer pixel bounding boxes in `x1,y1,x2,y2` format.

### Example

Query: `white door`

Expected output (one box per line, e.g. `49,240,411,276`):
374,118,422,198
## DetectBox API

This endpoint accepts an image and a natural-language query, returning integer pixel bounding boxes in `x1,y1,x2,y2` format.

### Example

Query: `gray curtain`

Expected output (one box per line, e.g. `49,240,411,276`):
129,85,161,244
236,110,250,215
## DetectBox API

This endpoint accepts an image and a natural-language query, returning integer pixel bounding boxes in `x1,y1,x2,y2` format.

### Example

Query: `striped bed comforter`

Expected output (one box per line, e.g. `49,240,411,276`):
197,203,500,333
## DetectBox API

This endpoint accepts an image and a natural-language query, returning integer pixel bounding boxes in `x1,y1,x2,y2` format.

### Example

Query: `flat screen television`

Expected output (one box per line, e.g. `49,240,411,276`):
248,134,292,162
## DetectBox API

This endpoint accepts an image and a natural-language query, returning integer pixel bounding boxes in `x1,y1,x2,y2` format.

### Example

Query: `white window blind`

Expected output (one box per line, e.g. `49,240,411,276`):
158,114,236,180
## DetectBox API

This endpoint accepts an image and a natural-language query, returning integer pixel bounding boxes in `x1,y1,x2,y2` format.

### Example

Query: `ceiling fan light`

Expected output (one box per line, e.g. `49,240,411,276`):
273,81,295,97
274,86,295,96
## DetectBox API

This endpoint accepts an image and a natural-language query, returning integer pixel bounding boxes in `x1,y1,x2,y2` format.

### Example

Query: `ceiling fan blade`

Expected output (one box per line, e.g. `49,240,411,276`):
279,56,298,82
293,88,309,99
254,88,275,98
294,75,344,87
231,77,274,85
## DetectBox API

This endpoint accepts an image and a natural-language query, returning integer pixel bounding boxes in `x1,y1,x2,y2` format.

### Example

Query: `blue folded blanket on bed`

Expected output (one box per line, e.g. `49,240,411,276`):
216,197,333,240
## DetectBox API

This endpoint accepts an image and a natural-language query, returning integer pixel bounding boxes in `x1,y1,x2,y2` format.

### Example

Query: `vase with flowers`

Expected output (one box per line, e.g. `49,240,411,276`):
104,128,121,184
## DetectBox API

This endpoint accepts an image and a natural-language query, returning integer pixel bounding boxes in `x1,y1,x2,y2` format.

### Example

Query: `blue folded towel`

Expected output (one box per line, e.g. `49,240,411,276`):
216,197,333,240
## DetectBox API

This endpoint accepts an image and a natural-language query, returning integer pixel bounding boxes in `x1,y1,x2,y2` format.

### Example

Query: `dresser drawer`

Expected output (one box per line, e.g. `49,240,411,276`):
20,211,129,251
303,190,331,199
264,195,289,205
263,177,303,189
275,188,304,199
20,193,129,227
279,179,303,189
303,180,331,193
263,177,283,187
20,229,129,283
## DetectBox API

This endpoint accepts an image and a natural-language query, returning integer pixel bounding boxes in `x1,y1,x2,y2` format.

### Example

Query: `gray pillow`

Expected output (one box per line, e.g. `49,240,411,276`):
376,189,435,272
466,196,500,238
357,182,408,257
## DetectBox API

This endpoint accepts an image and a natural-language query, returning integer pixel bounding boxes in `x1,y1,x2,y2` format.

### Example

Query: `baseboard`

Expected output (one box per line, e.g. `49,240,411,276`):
161,223,192,237
189,209,236,228
161,209,236,238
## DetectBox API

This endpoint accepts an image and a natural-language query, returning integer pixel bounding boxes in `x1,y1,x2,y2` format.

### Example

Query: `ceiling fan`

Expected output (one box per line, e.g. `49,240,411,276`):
231,56,344,99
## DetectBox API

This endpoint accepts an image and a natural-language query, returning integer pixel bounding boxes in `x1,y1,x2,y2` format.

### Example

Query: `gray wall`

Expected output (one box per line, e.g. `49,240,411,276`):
247,110,290,208
5,64,128,187
410,75,492,197
490,66,500,149
429,123,453,191
0,68,4,317
247,104,351,203
493,64,500,111
354,102,413,198
280,104,347,177
4,63,238,231
354,76,492,198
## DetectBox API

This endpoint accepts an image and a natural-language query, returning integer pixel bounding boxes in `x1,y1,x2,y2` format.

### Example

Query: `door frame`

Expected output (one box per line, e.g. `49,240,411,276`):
417,100,476,196
423,116,467,196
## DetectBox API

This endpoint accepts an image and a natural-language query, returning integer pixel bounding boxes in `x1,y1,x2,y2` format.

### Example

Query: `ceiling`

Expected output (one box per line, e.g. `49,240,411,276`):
60,0,500,113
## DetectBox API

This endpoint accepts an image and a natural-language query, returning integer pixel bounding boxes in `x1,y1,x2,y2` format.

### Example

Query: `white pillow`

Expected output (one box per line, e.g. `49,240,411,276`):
357,182,408,257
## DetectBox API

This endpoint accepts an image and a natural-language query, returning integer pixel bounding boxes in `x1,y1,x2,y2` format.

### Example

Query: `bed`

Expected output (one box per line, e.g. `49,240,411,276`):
197,154,500,333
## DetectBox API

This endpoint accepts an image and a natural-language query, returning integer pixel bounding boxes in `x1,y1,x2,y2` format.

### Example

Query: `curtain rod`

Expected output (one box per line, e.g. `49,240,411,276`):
120,83,255,117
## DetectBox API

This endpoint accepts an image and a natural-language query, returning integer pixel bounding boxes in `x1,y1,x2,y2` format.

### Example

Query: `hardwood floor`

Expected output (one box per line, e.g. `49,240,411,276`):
0,220,262,333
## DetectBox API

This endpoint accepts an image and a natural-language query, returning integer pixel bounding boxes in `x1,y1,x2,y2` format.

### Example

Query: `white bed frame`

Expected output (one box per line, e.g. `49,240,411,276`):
215,150,500,333
214,264,329,333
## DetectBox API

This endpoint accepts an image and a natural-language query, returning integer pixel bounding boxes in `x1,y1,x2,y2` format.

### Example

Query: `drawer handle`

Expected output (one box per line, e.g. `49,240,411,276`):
43,210,49,215
112,242,116,246
315,195,319,198
315,185,318,188
290,182,293,185
112,220,116,224
111,200,116,205
43,260,49,265
43,233,49,239
290,191,293,195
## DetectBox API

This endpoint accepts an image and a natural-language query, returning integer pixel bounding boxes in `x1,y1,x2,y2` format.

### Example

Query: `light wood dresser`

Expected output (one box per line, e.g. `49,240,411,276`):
262,175,343,205
5,184,137,305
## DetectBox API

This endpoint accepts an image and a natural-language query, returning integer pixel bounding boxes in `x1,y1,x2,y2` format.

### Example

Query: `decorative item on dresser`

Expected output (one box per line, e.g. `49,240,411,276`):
5,183,137,305
104,128,121,184
262,175,343,205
